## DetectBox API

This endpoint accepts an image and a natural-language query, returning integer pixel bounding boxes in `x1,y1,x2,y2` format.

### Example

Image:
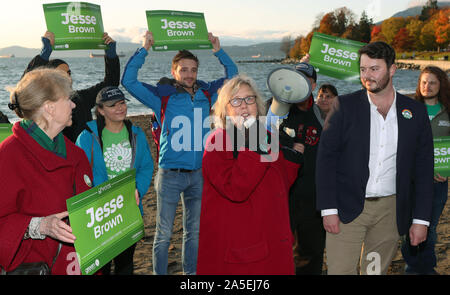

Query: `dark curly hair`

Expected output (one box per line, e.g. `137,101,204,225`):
415,66,450,111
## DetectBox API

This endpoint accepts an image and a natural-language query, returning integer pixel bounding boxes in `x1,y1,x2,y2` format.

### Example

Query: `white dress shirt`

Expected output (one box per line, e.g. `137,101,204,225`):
321,91,429,226
365,91,398,198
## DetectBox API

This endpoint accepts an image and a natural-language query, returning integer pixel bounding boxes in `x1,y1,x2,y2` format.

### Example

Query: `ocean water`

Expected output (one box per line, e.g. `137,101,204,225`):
0,53,422,123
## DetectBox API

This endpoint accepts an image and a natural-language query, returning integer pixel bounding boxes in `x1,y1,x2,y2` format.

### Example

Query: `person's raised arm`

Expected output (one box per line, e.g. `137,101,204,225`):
121,31,161,116
142,30,154,51
76,32,120,110
22,31,55,77
205,33,238,98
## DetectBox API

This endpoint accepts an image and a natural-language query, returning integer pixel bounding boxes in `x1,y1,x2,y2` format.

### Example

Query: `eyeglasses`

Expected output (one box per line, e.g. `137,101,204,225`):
229,95,256,107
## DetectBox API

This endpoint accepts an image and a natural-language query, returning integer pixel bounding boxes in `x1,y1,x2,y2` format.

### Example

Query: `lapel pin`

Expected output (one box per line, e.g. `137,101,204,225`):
402,109,412,119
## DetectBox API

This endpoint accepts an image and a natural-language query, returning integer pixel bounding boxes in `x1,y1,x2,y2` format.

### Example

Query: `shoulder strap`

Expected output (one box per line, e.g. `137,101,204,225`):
50,243,62,272
84,125,95,169
201,90,212,108
160,95,171,126
159,91,210,126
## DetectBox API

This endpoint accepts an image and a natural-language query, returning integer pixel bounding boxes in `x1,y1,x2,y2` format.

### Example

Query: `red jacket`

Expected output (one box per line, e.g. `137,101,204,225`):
197,128,299,275
0,122,92,274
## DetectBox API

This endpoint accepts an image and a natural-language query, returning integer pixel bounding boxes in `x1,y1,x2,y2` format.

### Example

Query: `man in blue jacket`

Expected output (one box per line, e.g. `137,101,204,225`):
122,31,238,275
316,42,433,275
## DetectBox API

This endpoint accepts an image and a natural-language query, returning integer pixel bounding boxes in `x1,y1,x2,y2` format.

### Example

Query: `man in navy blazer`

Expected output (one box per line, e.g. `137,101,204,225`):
316,41,433,275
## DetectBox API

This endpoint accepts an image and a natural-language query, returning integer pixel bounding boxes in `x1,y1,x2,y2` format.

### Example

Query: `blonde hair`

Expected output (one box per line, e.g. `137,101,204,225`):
213,74,266,128
9,68,72,124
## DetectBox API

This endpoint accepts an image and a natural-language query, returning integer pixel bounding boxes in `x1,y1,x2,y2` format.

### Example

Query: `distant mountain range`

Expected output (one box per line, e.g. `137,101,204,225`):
375,1,450,24
0,41,286,59
2,2,449,58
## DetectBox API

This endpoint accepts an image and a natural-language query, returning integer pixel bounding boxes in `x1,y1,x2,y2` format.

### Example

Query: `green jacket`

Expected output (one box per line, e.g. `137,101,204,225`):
430,107,450,138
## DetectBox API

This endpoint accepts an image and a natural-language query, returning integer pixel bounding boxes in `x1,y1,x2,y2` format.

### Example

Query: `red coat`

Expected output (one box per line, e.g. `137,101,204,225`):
197,128,299,275
0,122,92,274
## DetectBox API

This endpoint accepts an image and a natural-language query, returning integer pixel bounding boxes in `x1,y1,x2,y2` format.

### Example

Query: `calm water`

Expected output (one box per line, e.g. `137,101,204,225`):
0,53,423,123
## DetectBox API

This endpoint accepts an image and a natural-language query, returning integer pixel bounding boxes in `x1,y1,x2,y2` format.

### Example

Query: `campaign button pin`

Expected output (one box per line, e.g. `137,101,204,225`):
84,174,93,187
402,109,412,119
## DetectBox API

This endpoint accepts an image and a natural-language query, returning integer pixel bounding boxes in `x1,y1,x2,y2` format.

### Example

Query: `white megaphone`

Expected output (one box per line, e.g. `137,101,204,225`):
267,67,312,117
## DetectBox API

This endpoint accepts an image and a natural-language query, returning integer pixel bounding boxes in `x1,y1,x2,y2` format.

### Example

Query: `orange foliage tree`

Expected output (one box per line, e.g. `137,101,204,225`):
434,8,450,50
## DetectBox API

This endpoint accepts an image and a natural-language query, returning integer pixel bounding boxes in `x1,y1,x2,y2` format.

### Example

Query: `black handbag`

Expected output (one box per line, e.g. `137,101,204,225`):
2,177,76,275
1,243,62,275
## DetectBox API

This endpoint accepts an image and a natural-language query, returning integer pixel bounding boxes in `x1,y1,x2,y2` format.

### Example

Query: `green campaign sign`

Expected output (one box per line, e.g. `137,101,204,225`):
146,10,212,51
43,2,106,50
0,124,13,143
309,32,366,82
66,169,144,275
433,136,450,177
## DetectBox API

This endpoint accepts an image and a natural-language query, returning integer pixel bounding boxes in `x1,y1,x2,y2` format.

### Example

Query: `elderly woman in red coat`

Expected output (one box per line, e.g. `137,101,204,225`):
197,74,301,275
0,68,92,274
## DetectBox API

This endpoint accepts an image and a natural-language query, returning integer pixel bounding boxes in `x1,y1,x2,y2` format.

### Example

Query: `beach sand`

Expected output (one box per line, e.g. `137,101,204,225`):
128,114,449,275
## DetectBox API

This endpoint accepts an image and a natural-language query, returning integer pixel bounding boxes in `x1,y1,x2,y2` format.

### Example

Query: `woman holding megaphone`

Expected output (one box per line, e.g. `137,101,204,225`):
196,74,302,274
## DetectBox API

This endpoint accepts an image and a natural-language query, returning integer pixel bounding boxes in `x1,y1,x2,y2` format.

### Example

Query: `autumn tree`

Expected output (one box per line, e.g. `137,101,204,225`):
334,7,356,36
393,28,413,51
289,36,304,58
381,17,406,44
300,31,315,56
318,12,338,36
420,20,438,50
434,8,450,51
406,19,425,50
342,23,359,40
370,25,386,42
420,0,439,21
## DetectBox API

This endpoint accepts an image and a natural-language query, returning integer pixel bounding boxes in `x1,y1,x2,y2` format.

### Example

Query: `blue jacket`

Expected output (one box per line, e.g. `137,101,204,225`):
121,47,238,169
76,120,154,215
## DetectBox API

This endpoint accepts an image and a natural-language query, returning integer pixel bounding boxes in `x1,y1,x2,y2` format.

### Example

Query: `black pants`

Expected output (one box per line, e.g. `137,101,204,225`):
292,215,326,275
101,243,137,275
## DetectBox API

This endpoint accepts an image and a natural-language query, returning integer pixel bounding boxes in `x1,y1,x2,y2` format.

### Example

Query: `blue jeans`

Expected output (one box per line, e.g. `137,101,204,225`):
401,180,448,274
153,168,203,275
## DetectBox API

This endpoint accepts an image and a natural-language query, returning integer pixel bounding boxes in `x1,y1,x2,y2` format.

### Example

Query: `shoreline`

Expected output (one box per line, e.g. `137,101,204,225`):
396,59,450,71
237,57,450,72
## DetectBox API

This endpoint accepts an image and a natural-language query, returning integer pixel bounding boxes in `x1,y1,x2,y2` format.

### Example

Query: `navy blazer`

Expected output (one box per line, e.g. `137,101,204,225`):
316,89,434,236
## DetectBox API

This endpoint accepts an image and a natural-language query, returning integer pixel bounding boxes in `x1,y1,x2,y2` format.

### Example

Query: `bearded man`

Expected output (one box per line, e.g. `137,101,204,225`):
316,41,434,275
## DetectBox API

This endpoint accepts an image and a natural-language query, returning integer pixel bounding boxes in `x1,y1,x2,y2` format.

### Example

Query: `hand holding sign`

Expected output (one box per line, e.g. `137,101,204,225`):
142,31,154,51
102,32,115,45
434,173,448,182
135,189,140,207
43,31,55,46
208,32,220,53
40,211,76,244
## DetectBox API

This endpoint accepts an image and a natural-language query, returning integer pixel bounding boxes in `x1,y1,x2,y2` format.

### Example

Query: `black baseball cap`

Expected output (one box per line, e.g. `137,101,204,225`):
96,86,129,107
294,62,317,82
